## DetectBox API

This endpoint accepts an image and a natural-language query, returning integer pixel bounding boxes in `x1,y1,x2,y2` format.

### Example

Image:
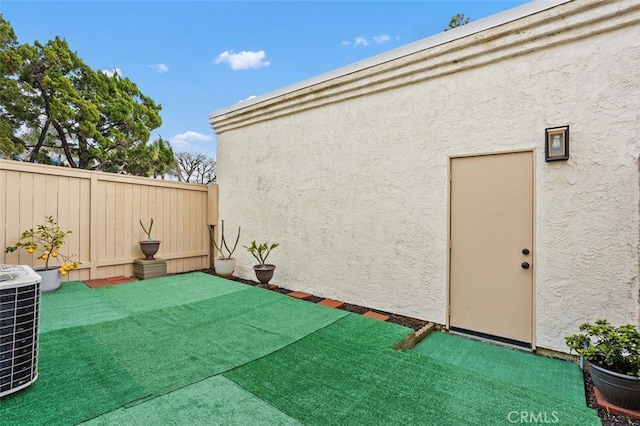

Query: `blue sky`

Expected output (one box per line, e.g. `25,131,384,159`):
1,1,529,158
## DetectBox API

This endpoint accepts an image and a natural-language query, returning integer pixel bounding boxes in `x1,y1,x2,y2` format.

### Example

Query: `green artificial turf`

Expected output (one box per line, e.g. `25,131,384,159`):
39,273,246,333
3,273,599,425
224,315,601,426
411,331,587,407
85,286,349,396
82,376,302,426
93,272,247,314
38,280,127,333
0,327,148,426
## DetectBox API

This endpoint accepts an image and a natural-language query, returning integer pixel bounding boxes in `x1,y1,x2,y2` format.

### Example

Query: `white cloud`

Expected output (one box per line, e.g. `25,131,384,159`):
100,68,122,77
214,50,270,70
170,131,213,149
373,34,391,44
239,95,257,103
353,37,369,47
341,35,392,48
149,63,169,73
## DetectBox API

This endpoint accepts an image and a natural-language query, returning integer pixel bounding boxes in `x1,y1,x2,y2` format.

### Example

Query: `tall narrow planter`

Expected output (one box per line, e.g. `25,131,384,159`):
253,264,276,285
36,268,61,293
139,240,161,260
588,361,640,410
214,258,236,277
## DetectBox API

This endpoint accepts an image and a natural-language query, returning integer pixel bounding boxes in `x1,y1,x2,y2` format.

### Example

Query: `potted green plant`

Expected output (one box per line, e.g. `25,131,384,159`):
566,319,640,410
139,218,161,260
244,240,278,285
209,220,241,277
4,215,79,292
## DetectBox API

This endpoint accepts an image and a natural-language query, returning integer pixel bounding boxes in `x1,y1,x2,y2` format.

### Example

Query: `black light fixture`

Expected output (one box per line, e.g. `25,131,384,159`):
545,125,569,162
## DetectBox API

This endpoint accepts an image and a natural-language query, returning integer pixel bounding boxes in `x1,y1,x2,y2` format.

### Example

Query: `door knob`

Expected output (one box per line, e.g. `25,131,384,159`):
521,262,530,269
522,248,530,255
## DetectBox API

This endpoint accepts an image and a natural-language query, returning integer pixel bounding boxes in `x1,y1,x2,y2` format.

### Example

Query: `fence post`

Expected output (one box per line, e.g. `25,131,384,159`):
89,172,99,279
207,184,219,268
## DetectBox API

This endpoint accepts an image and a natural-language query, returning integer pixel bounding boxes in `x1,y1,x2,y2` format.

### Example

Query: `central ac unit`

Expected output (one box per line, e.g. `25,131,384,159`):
0,265,41,398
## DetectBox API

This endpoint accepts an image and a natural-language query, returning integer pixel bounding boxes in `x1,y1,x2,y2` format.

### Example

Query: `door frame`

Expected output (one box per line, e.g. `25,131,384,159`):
445,148,537,349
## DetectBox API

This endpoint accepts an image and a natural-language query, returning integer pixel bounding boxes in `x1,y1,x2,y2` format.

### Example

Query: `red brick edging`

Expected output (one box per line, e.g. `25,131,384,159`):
317,299,345,309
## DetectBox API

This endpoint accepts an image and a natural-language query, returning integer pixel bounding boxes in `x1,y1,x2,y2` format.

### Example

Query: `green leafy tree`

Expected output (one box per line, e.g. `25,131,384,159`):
121,136,176,178
0,15,170,176
445,13,470,31
12,126,61,164
0,16,30,158
146,137,177,179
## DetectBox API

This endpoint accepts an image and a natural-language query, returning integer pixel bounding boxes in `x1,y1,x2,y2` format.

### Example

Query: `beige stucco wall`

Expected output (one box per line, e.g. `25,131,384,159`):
211,0,640,352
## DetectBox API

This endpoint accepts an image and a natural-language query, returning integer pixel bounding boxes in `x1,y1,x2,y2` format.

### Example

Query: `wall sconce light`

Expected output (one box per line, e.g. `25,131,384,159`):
545,125,569,162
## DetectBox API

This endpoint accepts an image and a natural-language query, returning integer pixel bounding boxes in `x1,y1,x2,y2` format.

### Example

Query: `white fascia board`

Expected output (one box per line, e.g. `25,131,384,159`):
209,0,572,119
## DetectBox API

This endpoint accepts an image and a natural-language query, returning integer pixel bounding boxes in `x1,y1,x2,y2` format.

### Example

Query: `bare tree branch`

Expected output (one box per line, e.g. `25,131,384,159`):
174,151,216,184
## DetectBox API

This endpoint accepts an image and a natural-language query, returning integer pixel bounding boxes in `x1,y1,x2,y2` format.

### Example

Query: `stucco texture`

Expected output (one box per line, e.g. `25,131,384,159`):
212,0,640,352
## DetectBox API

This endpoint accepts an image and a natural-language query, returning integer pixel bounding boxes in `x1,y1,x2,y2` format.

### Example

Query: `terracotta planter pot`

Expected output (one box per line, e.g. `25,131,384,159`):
36,268,61,293
214,258,236,277
139,240,161,260
253,264,276,285
588,361,640,410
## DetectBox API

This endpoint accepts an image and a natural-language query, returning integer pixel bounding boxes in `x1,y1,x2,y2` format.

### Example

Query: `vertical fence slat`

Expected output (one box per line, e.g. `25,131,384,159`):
24,174,39,268
95,178,106,273
5,171,21,265
114,183,125,262
170,188,178,261
66,176,82,281
105,181,116,262
131,183,141,259
81,177,91,276
123,183,133,260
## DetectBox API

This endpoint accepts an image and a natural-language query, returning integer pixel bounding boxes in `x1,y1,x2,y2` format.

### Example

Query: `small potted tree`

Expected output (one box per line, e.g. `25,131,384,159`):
209,220,241,277
244,240,278,285
566,319,640,410
139,218,161,260
5,215,79,292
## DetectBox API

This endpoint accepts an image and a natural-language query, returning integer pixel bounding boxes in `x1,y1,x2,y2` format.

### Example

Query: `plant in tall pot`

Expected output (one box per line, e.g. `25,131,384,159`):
4,215,79,292
139,218,161,260
209,220,241,278
566,319,640,410
244,240,278,286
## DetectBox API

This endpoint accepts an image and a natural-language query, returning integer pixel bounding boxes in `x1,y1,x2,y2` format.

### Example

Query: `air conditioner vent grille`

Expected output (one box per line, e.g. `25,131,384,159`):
0,265,41,398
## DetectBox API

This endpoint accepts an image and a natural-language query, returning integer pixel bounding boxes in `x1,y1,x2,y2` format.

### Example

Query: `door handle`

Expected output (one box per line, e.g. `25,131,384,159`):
521,262,530,269
522,248,530,255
